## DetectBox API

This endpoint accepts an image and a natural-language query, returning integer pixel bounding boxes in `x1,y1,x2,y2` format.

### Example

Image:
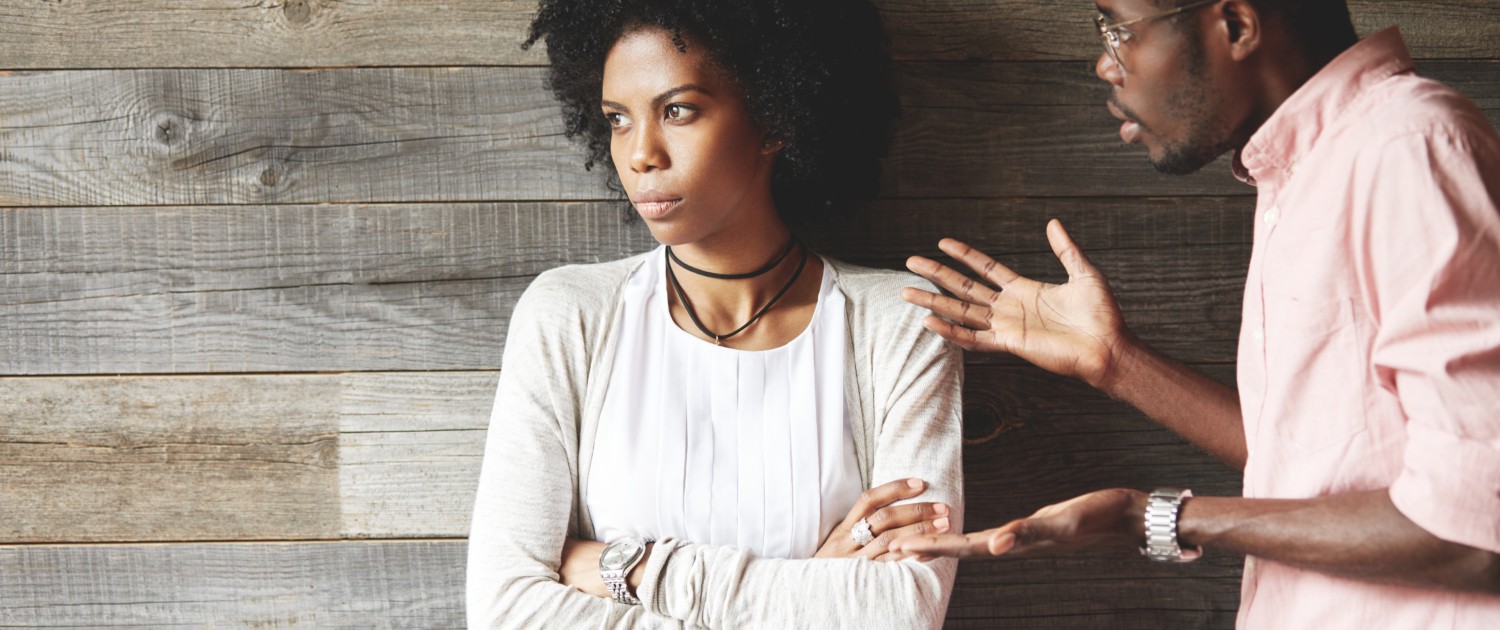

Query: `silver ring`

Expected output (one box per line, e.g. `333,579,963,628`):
850,517,875,546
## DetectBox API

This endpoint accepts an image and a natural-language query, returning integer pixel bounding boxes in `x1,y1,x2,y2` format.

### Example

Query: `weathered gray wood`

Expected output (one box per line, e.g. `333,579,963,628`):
0,365,1243,544
0,372,497,542
0,374,342,542
337,371,497,537
0,0,1492,68
3,63,1494,207
2,198,1246,374
0,67,607,207
0,541,465,629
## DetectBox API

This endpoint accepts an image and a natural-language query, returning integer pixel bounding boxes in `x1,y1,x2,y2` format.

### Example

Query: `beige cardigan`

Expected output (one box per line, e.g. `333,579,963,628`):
466,252,965,629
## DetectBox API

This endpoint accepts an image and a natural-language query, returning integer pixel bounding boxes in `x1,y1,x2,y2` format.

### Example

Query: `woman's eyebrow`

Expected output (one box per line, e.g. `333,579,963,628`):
601,84,713,113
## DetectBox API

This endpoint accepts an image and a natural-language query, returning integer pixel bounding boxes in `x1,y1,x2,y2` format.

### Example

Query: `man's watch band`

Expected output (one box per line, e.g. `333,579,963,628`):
1140,487,1203,563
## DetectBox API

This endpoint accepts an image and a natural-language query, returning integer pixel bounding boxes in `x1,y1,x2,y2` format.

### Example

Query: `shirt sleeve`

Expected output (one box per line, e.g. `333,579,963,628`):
466,269,695,629
638,275,965,629
1364,123,1500,555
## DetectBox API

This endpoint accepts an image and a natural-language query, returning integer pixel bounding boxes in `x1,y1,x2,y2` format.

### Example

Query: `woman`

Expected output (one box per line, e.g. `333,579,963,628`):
466,1,964,627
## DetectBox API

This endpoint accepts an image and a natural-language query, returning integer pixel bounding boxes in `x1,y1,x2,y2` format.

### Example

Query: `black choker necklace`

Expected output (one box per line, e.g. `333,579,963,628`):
666,238,797,280
665,243,808,346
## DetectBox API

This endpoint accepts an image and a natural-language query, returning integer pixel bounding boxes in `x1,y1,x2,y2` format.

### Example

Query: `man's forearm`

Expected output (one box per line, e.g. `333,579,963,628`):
1176,489,1500,595
1102,336,1247,468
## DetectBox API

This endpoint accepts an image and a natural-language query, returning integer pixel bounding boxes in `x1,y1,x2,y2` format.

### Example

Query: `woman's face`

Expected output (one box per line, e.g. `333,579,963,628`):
601,27,780,246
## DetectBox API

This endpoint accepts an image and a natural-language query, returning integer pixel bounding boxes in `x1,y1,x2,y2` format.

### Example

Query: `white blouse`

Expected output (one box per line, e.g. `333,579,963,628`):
587,247,863,559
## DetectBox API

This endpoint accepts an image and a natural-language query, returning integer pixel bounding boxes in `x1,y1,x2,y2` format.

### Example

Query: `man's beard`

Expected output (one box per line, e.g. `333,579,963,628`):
1149,35,1243,175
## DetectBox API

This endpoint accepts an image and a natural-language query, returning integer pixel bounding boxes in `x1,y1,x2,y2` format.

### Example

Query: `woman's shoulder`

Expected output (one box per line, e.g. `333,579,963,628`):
515,252,652,322
823,257,938,316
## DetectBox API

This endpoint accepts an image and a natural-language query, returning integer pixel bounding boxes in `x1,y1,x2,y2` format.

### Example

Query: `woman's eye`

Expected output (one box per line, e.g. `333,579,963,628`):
605,112,630,129
664,104,697,122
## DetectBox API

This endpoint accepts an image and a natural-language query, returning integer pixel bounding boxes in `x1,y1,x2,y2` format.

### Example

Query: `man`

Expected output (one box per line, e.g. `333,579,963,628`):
890,0,1500,626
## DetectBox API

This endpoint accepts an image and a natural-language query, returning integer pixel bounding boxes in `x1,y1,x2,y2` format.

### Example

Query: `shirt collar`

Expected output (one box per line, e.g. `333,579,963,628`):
1233,28,1415,187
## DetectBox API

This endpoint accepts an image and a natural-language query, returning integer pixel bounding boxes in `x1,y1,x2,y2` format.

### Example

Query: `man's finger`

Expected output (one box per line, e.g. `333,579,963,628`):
1045,219,1100,280
889,529,1006,559
905,256,1000,304
937,238,1023,288
901,287,994,331
919,315,994,352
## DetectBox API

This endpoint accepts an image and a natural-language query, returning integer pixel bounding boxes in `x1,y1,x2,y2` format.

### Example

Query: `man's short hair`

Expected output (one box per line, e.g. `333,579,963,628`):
1163,0,1357,62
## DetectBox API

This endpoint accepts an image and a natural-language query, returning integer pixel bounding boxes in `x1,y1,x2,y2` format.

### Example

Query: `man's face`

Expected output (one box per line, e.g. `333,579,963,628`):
1096,0,1241,175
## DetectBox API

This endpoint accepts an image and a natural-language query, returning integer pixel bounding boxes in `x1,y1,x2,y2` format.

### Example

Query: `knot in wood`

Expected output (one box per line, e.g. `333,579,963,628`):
962,395,1020,446
284,0,314,26
259,166,282,187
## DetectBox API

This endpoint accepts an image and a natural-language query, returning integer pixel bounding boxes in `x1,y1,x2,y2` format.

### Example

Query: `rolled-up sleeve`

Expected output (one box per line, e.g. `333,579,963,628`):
1370,126,1500,554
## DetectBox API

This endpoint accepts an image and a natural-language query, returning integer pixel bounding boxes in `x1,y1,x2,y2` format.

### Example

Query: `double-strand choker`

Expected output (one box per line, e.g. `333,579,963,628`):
667,238,797,280
664,241,808,346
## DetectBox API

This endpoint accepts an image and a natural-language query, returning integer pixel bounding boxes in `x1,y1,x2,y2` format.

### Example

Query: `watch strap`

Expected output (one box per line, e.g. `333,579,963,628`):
1141,487,1202,563
602,568,641,605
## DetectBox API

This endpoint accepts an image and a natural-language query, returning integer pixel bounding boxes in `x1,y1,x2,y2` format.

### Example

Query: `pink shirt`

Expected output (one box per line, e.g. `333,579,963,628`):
1234,29,1500,628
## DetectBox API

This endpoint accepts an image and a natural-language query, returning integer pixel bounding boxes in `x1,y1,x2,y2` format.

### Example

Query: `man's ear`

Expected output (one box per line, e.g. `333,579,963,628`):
1216,0,1265,61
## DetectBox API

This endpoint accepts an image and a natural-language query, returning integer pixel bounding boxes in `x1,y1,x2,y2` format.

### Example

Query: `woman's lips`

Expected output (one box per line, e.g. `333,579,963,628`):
630,192,682,219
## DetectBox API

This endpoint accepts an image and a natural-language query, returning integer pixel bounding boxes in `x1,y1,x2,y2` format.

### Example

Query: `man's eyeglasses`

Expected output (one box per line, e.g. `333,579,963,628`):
1095,0,1221,70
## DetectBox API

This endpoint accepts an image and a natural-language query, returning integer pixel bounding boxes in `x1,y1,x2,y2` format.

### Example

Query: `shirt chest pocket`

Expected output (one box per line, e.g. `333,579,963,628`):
1263,296,1371,454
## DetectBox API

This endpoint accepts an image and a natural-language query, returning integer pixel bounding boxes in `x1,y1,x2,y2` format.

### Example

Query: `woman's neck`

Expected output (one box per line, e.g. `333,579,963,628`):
664,221,823,349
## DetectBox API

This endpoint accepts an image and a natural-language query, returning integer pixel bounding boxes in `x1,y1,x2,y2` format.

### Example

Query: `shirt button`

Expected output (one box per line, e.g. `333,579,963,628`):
1264,207,1280,226
1253,330,1265,348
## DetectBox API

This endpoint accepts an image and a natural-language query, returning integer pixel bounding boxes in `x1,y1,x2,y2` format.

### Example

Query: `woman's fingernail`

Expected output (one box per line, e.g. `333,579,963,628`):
934,504,950,516
907,479,923,489
934,517,950,531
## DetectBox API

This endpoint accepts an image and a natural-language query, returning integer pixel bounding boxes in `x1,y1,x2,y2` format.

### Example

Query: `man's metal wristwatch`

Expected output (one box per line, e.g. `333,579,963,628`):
1140,488,1203,563
600,536,648,605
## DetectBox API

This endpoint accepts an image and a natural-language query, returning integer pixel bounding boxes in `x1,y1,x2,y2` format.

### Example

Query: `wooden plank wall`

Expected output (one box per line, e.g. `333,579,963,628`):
1,1,1495,628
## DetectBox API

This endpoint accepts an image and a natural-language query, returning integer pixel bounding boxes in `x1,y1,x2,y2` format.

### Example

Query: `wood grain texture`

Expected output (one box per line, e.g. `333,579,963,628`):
0,374,341,543
2,199,1245,374
0,364,1241,545
0,67,606,207
3,62,1494,207
0,372,497,543
0,541,466,629
0,0,1493,68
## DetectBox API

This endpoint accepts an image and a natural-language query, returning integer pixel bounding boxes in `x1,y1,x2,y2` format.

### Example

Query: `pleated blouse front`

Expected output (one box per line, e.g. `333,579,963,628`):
586,247,862,560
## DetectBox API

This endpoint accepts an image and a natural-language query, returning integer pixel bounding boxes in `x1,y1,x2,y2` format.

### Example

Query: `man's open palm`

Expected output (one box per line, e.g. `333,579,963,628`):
902,219,1129,390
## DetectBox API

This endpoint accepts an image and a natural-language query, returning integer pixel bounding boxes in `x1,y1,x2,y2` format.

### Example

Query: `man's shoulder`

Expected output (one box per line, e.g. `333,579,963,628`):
1356,72,1499,147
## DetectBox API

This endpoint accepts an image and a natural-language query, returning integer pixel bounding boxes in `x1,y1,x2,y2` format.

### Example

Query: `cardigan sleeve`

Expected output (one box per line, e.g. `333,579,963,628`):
638,272,965,629
466,268,695,629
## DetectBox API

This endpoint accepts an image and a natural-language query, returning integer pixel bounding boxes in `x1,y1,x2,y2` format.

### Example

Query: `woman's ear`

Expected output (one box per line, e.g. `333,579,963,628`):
761,135,786,155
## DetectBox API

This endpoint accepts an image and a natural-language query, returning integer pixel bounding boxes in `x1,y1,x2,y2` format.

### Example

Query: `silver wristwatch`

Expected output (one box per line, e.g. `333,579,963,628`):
1140,488,1202,563
599,536,648,605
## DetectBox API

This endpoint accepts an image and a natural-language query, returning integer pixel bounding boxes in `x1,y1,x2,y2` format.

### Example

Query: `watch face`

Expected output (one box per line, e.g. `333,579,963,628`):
602,538,644,569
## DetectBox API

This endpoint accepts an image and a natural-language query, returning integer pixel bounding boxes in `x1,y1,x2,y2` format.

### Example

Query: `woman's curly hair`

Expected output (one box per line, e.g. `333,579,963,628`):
523,0,898,225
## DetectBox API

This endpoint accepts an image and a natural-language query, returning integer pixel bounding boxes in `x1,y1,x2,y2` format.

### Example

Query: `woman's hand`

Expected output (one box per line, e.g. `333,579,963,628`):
816,478,952,562
558,538,654,598
901,220,1135,393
